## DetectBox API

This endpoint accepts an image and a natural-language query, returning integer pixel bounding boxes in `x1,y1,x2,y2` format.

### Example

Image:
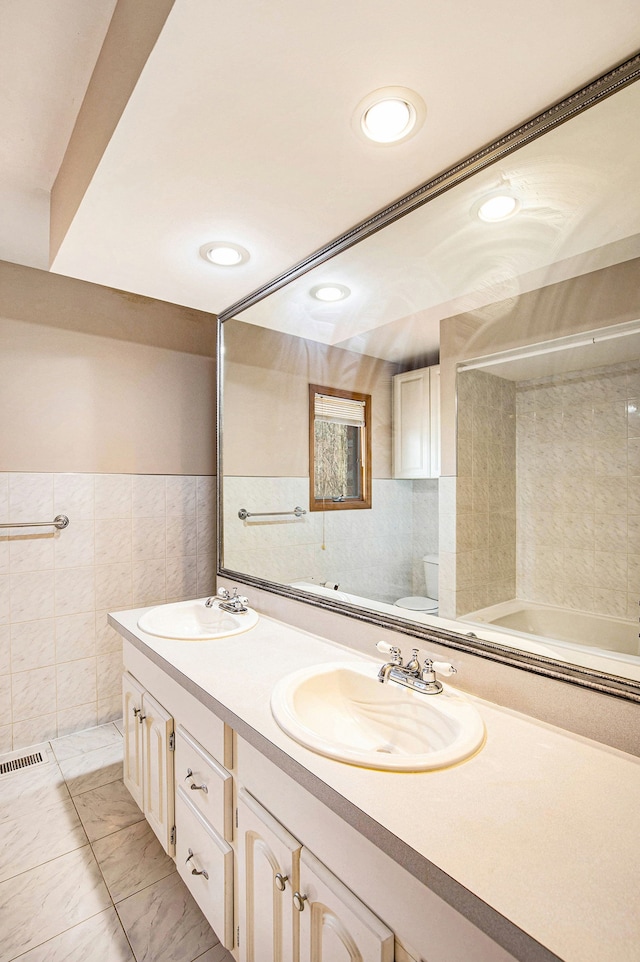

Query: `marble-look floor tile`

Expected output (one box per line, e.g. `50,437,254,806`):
58,740,123,796
0,845,111,962
0,795,87,883
193,946,234,962
50,721,122,762
0,752,69,824
117,872,216,962
92,818,175,903
11,907,134,962
73,777,144,842
113,718,124,735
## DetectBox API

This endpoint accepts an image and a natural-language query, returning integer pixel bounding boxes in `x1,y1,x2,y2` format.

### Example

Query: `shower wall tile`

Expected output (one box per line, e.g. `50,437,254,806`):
515,359,639,620
1,473,214,750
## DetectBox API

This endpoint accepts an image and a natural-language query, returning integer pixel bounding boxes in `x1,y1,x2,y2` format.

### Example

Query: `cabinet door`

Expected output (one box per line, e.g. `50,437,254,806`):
237,788,301,962
429,364,441,478
141,690,175,854
297,849,394,962
393,368,431,479
122,672,144,810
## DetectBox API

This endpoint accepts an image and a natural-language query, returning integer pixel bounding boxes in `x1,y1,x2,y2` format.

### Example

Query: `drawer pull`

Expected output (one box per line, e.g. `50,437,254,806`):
274,873,288,892
186,848,209,880
293,891,308,912
185,768,209,793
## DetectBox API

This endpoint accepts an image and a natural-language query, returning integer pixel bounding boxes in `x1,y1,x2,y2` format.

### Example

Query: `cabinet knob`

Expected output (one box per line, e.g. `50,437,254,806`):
186,848,209,880
185,768,208,793
132,707,141,717
274,873,288,892
293,891,308,912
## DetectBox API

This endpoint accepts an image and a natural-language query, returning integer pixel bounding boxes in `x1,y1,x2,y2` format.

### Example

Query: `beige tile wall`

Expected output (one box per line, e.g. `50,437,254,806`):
0,472,215,752
516,359,640,618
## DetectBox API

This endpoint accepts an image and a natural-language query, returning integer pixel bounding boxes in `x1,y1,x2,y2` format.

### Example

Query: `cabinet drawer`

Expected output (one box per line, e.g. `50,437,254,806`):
176,787,234,949
175,725,233,841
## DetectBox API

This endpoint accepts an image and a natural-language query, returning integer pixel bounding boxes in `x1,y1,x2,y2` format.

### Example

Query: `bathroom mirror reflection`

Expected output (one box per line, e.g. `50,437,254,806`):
220,64,640,689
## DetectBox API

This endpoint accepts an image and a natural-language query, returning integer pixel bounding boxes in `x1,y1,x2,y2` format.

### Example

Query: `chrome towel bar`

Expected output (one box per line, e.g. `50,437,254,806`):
0,514,69,530
238,506,306,520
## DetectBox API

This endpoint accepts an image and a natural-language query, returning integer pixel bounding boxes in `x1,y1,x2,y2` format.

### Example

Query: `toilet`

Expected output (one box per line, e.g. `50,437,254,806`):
395,554,439,613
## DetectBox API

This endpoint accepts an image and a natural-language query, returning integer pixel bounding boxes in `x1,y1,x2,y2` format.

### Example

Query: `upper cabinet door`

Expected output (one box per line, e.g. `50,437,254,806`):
141,689,175,854
237,788,302,962
297,848,394,962
392,365,440,479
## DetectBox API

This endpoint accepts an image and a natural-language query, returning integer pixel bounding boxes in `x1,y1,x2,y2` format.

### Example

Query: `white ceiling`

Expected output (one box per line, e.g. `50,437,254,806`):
2,0,640,318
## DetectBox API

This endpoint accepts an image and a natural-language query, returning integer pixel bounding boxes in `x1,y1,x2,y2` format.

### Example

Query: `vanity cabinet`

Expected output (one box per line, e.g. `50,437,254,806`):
236,787,394,962
122,671,175,854
392,364,440,479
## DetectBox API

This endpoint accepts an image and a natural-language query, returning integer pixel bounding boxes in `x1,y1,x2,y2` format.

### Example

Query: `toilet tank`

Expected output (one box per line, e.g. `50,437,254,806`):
422,554,439,600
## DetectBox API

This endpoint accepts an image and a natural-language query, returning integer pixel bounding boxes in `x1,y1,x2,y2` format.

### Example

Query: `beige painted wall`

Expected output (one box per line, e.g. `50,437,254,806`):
0,261,216,475
223,319,399,478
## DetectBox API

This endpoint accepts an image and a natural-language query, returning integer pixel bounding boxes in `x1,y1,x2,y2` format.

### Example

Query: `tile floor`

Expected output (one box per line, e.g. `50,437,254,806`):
0,723,233,962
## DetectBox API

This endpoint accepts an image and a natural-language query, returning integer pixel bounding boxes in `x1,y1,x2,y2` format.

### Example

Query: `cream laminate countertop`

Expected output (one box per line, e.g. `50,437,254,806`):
109,605,640,962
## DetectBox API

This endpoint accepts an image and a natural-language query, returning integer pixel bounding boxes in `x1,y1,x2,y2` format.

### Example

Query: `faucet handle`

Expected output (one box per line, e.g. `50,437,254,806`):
376,641,402,663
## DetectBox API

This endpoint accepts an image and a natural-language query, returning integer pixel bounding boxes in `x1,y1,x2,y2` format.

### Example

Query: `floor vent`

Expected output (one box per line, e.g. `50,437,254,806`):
0,751,46,777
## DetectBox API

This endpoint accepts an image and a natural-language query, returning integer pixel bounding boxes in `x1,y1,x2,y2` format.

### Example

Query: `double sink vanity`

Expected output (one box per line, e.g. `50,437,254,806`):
110,593,640,962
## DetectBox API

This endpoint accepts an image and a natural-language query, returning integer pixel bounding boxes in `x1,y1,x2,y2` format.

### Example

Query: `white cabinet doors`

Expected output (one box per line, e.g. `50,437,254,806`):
237,789,301,962
297,848,394,962
392,365,440,479
122,671,175,855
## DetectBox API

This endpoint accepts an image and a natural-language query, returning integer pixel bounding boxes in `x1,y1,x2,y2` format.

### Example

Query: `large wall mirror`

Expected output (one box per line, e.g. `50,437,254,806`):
218,56,640,699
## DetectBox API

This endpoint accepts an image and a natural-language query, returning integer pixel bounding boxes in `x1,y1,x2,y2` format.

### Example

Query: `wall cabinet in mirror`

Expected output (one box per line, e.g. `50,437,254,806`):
393,365,440,479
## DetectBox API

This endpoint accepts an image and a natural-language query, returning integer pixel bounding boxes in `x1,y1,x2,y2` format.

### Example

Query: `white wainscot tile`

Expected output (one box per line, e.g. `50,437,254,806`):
94,564,132,609
10,569,55,622
8,533,55,572
132,476,166,519
98,696,122,726
57,657,97,711
196,476,216,520
55,611,96,662
627,516,640,553
11,665,57,721
0,541,7,577
55,566,96,616
57,703,98,738
594,551,628,591
96,610,124,654
166,517,197,558
0,475,7,522
197,556,216,597
592,588,629,618
10,618,55,672
0,726,11,754
0,675,11,722
0,575,8,625
594,477,628,515
54,473,95,521
166,476,196,517
166,556,197,600
132,518,166,561
132,560,166,606
94,475,132,520
595,514,627,551
8,473,54,524
54,520,95,568
97,650,123,701
0,625,9,674
12,713,58,748
95,519,132,566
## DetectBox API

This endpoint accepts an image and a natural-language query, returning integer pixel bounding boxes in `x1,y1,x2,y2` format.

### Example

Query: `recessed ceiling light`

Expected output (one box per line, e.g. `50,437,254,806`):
310,284,351,302
353,86,426,146
476,192,520,223
200,242,250,266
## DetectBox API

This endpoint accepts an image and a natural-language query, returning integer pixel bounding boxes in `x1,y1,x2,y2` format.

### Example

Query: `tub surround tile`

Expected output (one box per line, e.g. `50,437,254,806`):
73,777,144,842
58,740,123,796
116,871,216,962
0,795,87,883
15,907,134,962
93,819,175,902
0,845,111,962
51,722,122,763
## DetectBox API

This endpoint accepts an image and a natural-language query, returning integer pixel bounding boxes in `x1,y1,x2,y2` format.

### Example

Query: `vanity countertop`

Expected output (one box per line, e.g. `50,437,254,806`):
110,605,640,962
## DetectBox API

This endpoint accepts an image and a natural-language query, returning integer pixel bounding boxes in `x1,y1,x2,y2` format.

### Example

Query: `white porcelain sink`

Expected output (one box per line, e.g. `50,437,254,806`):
271,662,485,771
137,598,258,640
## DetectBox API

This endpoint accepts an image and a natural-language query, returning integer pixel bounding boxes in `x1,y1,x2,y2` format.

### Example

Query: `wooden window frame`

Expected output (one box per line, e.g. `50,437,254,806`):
309,383,372,512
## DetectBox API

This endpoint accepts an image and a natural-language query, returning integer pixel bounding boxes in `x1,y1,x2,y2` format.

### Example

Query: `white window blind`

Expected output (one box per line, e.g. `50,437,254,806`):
314,393,366,426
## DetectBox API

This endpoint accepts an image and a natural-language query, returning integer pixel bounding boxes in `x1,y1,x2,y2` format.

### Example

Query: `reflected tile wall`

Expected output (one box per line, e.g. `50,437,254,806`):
0,473,215,751
516,359,640,619
223,477,438,605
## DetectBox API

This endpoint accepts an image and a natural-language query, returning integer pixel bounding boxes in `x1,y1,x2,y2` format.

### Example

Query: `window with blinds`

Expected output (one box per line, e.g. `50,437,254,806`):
309,384,372,511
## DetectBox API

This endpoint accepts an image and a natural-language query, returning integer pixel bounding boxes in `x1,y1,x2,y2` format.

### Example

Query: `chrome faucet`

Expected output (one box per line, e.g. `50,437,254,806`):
376,641,457,695
205,587,250,613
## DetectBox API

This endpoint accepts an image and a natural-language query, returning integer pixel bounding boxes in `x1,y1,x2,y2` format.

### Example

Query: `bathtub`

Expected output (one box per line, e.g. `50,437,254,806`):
462,599,639,659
